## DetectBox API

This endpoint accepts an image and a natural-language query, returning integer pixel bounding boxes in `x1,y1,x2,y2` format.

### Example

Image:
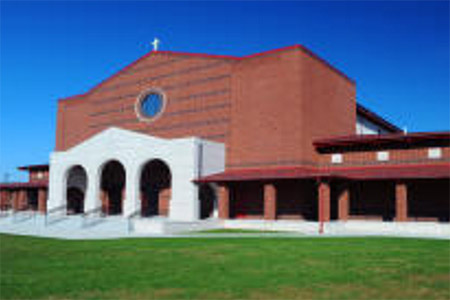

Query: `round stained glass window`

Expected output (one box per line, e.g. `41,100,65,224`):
136,90,166,121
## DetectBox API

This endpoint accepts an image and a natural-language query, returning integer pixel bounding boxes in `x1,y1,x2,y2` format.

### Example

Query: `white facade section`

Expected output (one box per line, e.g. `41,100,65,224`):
331,153,343,164
47,127,225,221
356,115,390,135
376,151,389,161
428,148,442,159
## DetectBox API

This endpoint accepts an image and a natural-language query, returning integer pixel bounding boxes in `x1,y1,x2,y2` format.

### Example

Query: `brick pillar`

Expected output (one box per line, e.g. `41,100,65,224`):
122,187,126,214
264,183,277,220
18,190,27,210
159,188,171,216
11,191,18,211
338,186,349,221
318,181,331,223
140,190,147,216
38,189,47,213
395,182,408,222
101,190,109,214
0,190,8,210
218,185,230,219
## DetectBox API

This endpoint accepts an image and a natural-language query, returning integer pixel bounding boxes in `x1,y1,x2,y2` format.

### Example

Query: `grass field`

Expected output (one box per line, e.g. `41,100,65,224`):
1,234,449,299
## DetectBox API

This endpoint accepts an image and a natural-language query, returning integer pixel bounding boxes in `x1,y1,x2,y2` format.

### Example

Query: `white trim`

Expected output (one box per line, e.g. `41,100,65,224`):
376,151,389,161
428,148,442,159
331,153,343,164
134,87,167,123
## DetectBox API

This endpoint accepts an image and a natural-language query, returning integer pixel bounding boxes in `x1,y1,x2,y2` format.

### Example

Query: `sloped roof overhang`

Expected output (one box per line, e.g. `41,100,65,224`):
195,163,450,183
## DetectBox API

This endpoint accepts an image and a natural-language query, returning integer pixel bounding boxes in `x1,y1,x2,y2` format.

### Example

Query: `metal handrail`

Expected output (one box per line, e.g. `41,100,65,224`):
0,208,10,217
45,204,66,226
82,206,105,228
127,209,141,233
12,205,38,223
82,206,104,218
47,204,66,215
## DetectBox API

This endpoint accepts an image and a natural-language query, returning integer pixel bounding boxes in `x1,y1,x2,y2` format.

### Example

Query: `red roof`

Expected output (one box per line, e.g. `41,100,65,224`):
356,104,401,133
0,180,48,189
196,163,450,182
17,164,49,171
314,131,450,152
197,166,321,182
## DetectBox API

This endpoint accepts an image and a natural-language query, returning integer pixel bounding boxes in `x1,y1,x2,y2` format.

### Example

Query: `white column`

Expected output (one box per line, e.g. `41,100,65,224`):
84,165,100,212
123,164,139,217
47,156,66,212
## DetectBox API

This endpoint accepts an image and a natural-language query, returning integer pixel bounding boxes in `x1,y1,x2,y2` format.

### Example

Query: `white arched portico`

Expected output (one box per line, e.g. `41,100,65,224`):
47,127,225,221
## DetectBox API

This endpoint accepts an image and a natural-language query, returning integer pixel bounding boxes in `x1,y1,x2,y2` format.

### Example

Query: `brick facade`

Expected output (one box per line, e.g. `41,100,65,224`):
2,45,449,226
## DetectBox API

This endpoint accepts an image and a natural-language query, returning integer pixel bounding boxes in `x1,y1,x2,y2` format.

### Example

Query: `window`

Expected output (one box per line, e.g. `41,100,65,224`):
331,154,343,164
136,89,166,121
376,151,389,161
428,148,442,159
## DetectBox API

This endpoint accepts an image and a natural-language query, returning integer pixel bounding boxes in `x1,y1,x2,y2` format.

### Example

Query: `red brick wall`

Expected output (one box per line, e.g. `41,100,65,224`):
227,48,355,169
56,48,356,170
320,146,450,167
56,53,234,151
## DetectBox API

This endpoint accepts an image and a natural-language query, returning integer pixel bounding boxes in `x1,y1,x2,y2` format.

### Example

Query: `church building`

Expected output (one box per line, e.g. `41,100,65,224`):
1,45,449,233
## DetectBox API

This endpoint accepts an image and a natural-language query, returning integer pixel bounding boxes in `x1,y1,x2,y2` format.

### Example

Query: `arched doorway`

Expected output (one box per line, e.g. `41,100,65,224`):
100,160,126,215
140,159,171,217
199,184,217,219
66,165,87,215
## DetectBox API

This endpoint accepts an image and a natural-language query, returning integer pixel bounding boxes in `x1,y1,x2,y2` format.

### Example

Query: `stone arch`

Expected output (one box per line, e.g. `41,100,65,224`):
65,165,87,214
139,159,172,217
99,160,126,215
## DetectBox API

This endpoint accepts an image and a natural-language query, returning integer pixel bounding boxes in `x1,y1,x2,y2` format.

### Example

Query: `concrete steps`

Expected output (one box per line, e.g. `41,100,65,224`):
1,212,448,239
0,212,222,238
0,213,131,239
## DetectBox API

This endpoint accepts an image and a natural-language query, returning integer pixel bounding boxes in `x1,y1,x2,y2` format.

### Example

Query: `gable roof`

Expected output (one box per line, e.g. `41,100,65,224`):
314,131,450,152
59,44,355,103
357,103,401,133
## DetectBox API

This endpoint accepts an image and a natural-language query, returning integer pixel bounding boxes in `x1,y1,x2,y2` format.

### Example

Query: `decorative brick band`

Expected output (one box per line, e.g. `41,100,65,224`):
94,57,186,93
88,101,231,128
92,61,229,94
320,157,450,167
227,160,317,169
91,88,230,107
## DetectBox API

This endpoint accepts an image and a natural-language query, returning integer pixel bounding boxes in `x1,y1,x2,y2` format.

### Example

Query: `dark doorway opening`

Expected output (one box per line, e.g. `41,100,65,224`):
199,184,216,219
140,159,171,217
101,161,126,215
66,165,87,215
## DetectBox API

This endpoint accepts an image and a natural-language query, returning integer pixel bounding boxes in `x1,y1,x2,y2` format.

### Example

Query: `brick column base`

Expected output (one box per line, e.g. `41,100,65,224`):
395,182,408,222
338,187,349,221
0,190,9,210
318,181,330,223
38,189,47,213
264,183,277,220
101,191,109,215
218,185,230,219
18,190,27,210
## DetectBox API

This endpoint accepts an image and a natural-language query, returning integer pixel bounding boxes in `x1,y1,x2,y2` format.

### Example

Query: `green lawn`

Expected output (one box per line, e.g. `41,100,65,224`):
1,234,449,299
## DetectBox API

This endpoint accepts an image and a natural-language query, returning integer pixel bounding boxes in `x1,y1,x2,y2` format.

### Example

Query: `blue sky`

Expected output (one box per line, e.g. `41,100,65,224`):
1,1,449,181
